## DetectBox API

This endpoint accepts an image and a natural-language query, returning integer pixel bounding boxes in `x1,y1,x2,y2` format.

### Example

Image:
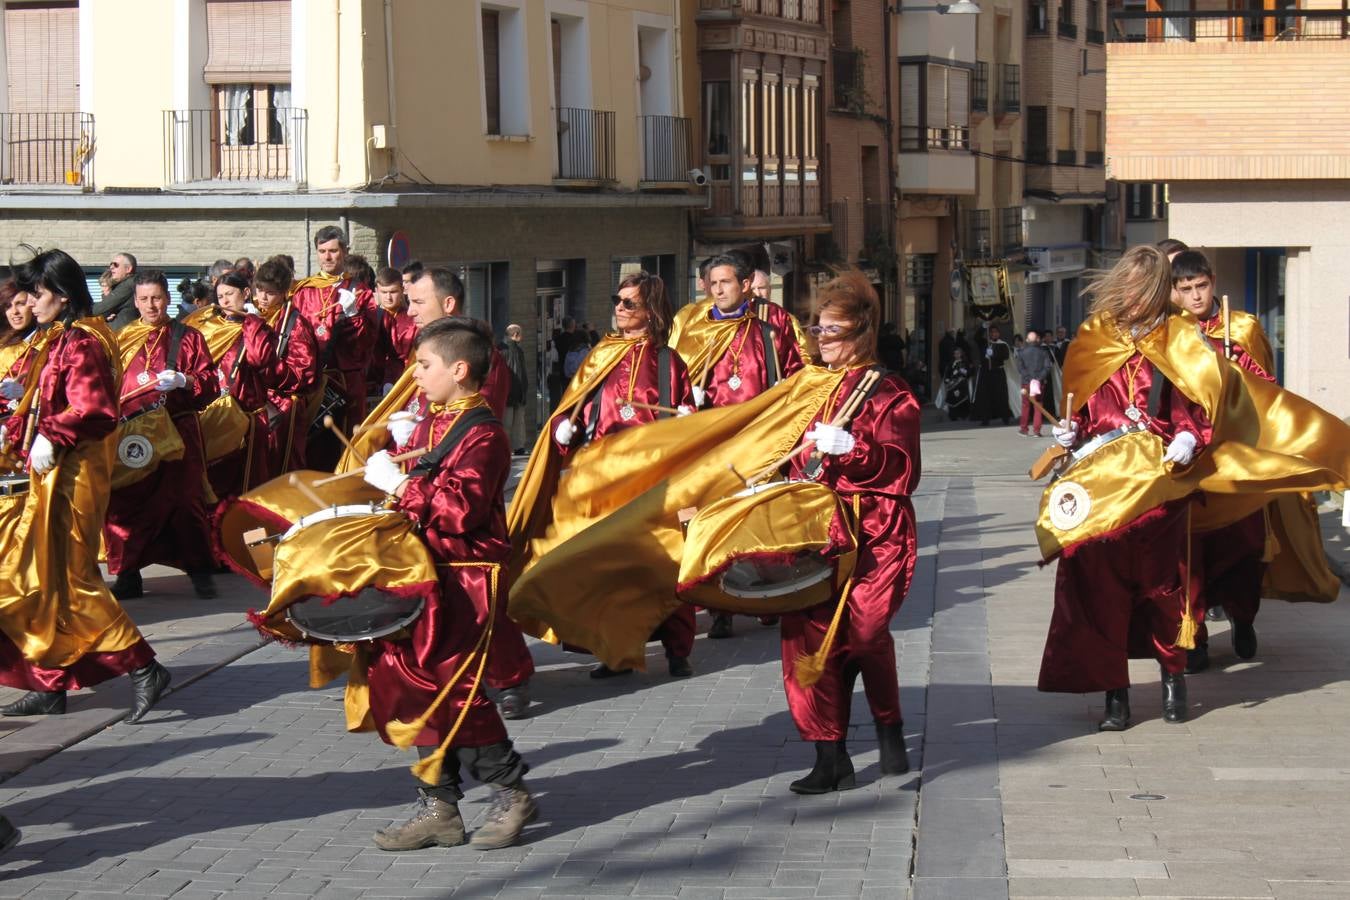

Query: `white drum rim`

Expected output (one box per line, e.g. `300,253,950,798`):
281,504,398,541
719,559,834,599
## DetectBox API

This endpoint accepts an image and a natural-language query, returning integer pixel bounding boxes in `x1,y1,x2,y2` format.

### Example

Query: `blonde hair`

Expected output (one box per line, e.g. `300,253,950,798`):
1082,245,1173,331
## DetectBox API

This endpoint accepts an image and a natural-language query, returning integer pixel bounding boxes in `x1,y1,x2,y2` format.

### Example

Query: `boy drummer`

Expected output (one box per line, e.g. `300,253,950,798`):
360,316,537,851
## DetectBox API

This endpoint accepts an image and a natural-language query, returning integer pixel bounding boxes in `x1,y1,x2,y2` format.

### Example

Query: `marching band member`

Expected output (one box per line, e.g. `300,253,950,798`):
360,317,538,851
253,257,320,476
1172,250,1273,672
0,281,38,415
1039,246,1213,730
204,273,280,498
549,271,698,679
669,253,805,639
0,249,170,723
777,272,922,794
103,270,219,601
372,266,417,397
291,226,376,468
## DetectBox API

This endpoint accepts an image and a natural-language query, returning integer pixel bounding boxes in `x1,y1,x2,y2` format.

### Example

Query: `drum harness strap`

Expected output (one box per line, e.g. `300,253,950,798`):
408,405,499,480
803,364,887,480
120,321,187,425
755,300,780,388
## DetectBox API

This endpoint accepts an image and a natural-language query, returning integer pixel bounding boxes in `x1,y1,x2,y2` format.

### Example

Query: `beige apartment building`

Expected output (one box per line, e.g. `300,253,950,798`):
1021,0,1105,331
0,0,702,424
1107,0,1350,417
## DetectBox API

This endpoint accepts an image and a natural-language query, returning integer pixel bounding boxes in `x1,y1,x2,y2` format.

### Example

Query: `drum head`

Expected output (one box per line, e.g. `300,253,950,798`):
720,552,834,600
285,588,424,643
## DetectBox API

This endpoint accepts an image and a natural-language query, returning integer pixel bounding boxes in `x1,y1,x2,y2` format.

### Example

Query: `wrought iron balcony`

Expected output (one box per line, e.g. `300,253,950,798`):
163,108,307,186
556,107,616,183
0,112,95,189
1108,7,1350,41
639,115,692,184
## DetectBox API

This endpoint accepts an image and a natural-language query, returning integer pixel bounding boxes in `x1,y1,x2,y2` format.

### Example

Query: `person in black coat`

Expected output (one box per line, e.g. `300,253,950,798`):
971,324,1013,426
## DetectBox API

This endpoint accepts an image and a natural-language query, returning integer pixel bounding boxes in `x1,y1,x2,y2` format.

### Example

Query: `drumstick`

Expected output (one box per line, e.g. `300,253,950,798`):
744,369,880,487
1221,294,1232,360
309,445,425,487
288,473,329,512
696,336,717,391
1021,388,1057,424
628,401,682,416
353,417,392,435
118,379,163,405
324,414,366,465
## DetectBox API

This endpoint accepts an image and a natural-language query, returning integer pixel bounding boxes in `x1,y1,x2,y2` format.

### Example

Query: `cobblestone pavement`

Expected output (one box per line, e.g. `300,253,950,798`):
1,420,1348,899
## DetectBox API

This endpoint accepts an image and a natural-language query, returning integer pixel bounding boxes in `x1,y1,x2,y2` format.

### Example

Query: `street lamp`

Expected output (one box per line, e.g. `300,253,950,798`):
894,0,982,13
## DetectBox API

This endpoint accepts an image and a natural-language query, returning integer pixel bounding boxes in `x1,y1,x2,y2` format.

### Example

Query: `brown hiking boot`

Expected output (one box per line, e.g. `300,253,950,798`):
373,789,466,851
470,781,538,850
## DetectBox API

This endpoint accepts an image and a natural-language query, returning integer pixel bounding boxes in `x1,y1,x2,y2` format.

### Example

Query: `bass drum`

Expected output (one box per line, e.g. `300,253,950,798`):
254,503,439,645
677,480,858,616
111,406,185,490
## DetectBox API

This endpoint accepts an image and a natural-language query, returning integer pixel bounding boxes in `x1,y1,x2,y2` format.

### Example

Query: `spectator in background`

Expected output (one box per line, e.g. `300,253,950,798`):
233,257,256,284
582,321,601,345
344,254,376,292
1014,328,1055,438
878,322,906,373
207,259,234,287
502,323,530,454
1051,324,1072,365
401,260,424,294
91,251,139,330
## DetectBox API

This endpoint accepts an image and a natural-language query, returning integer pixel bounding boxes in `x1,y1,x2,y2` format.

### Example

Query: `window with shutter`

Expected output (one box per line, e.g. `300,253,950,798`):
899,63,921,151
204,0,291,84
5,1,79,113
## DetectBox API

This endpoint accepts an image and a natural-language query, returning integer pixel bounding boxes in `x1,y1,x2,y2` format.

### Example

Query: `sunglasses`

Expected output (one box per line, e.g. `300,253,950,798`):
611,294,645,311
807,324,848,338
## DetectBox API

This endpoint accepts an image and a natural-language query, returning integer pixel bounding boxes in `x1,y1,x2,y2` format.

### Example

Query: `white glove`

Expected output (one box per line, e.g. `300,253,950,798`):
554,418,576,446
0,379,24,401
1051,419,1078,449
28,433,56,474
387,411,418,448
362,450,408,495
691,384,707,408
338,288,359,318
381,382,395,397
806,423,856,456
1162,430,1198,466
676,404,694,417
1029,378,1042,397
985,347,994,359
244,302,260,316
155,369,187,392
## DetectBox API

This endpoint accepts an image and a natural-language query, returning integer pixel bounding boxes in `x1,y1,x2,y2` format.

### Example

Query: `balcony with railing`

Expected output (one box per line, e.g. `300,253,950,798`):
556,107,616,184
1,112,95,190
1058,19,1078,39
638,115,692,185
831,47,866,113
997,64,1021,118
163,108,306,187
999,206,1022,254
1107,8,1350,181
972,62,989,115
827,199,851,262
728,0,822,23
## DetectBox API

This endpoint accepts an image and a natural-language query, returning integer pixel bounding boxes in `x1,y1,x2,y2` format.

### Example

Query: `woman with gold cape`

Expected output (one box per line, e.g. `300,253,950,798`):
0,249,171,723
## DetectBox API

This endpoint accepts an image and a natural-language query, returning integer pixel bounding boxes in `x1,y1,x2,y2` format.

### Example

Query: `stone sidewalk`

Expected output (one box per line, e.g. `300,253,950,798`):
1,422,1348,898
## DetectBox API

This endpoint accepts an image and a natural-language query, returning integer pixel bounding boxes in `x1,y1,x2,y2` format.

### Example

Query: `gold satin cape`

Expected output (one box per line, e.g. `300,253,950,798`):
1037,314,1350,588
507,363,851,671
0,318,146,669
668,299,809,384
336,362,418,473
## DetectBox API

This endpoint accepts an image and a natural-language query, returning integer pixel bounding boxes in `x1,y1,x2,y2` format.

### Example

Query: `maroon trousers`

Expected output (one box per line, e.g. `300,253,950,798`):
1196,511,1265,642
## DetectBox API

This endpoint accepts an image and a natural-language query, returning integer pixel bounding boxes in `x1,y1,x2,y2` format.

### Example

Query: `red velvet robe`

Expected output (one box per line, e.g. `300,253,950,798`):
291,278,377,435
372,306,417,390
206,315,279,498
701,303,805,408
263,304,321,475
1038,354,1215,693
366,405,513,747
549,337,698,658
779,368,922,741
0,324,155,690
0,331,40,438
403,408,535,692
104,323,218,575
1195,311,1277,631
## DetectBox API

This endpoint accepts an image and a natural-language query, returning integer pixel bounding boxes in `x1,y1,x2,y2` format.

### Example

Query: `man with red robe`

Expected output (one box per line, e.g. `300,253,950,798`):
104,270,218,601
254,256,320,476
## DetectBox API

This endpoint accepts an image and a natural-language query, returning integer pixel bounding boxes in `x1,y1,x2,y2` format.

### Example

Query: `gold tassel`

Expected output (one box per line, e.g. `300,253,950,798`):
1174,505,1197,650
794,495,860,688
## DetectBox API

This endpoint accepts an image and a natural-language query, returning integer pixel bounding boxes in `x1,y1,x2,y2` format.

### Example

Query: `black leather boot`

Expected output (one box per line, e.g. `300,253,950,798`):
111,570,144,601
667,655,693,678
1098,688,1130,731
708,614,734,639
0,690,66,717
1205,605,1227,622
789,741,856,794
1231,621,1258,660
187,571,218,599
1184,642,1210,674
1161,670,1187,723
589,664,633,680
125,661,171,723
876,721,909,775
